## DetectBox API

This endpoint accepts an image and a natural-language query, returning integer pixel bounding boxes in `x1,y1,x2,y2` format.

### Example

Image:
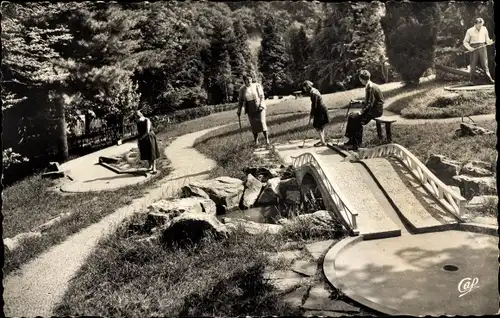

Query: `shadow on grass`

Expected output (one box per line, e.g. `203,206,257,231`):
339,80,442,111
197,113,346,146
385,90,433,114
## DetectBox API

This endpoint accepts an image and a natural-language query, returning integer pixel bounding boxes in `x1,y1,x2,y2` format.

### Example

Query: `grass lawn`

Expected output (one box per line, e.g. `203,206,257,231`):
385,81,495,119
195,115,496,180
195,111,348,179
53,213,350,317
2,137,173,276
45,78,496,316
363,120,497,164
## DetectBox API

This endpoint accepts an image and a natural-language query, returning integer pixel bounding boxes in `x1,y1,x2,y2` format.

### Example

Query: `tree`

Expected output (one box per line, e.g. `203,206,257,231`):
288,25,311,86
59,3,144,127
308,3,353,92
259,14,293,96
230,19,254,99
381,1,441,84
2,2,73,161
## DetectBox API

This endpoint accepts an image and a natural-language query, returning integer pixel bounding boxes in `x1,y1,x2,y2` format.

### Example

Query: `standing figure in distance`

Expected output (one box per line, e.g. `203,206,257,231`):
237,74,270,146
343,70,384,151
135,110,161,174
463,17,495,84
301,80,329,147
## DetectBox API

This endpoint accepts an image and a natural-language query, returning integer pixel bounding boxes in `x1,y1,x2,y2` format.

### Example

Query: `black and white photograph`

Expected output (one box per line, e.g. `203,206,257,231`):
2,1,497,316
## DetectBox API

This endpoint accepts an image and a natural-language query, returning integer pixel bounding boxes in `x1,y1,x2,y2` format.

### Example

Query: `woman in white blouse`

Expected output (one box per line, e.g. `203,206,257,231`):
237,74,270,146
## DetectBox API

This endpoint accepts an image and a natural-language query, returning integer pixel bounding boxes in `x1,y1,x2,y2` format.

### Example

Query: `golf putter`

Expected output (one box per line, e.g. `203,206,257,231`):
464,41,495,53
335,81,353,146
238,114,243,142
299,118,312,148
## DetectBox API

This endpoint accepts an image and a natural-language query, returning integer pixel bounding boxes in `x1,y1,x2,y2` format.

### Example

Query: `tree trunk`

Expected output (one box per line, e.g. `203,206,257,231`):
54,91,69,162
85,113,91,135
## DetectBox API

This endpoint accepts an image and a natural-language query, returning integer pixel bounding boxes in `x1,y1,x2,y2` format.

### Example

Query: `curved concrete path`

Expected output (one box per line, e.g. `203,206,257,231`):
3,125,227,317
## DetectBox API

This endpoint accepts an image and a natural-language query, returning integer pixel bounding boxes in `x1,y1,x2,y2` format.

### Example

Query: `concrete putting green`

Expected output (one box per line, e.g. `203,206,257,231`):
324,230,499,316
444,84,495,91
58,145,155,193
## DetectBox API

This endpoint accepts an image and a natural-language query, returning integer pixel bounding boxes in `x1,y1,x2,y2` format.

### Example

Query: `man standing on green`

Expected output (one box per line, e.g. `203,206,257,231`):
463,18,495,84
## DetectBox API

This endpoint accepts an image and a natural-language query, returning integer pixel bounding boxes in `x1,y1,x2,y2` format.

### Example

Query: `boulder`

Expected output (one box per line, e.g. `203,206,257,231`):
492,154,497,177
460,161,494,177
257,177,281,205
425,154,461,185
278,210,344,232
243,166,279,182
181,185,210,199
188,176,245,212
452,175,497,200
455,123,494,137
222,217,283,235
4,232,42,252
146,197,217,232
242,174,263,208
148,197,216,216
161,212,230,247
279,178,299,198
278,165,296,179
466,195,498,212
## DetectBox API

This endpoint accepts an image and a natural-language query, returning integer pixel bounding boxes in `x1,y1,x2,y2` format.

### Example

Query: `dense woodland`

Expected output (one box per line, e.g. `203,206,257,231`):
1,1,495,184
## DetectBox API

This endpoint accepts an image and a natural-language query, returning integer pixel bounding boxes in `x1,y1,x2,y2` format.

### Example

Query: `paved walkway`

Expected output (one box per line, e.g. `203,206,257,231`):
3,125,227,317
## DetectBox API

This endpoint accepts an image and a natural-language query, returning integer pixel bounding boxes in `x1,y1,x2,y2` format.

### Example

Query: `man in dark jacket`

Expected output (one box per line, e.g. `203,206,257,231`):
343,70,384,150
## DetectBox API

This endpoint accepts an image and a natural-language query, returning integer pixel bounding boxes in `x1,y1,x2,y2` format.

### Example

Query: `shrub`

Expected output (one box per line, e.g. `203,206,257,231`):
381,2,441,84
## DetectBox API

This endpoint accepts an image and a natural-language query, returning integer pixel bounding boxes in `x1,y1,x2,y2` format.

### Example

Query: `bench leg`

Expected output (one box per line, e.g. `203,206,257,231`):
376,122,383,141
385,123,392,143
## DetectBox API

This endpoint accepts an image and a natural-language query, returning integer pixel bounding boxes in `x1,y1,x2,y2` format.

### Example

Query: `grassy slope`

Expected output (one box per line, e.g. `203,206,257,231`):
3,138,172,275
385,81,495,119
195,113,496,180
53,214,337,317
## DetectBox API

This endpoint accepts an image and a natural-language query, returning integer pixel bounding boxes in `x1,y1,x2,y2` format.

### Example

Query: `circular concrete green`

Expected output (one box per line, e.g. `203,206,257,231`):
324,230,499,316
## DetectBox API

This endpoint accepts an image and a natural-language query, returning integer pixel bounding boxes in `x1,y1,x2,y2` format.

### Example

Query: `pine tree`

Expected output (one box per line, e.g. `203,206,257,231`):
381,2,441,84
289,26,311,86
230,19,254,100
60,3,143,123
2,2,73,162
259,15,293,96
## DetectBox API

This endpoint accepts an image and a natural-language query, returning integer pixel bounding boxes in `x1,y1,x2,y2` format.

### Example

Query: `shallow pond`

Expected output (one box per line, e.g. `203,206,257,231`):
217,206,281,224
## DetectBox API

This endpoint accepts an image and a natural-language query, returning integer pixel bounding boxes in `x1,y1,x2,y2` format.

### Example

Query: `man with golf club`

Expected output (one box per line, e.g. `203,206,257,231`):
341,69,384,151
463,17,495,84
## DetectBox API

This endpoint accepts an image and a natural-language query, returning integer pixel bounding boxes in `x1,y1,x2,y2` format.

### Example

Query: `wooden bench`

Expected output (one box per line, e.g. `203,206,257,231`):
374,116,397,143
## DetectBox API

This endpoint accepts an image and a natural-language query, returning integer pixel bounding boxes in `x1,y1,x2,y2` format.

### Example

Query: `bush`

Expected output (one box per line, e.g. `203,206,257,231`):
381,2,441,84
150,102,239,130
159,86,208,112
